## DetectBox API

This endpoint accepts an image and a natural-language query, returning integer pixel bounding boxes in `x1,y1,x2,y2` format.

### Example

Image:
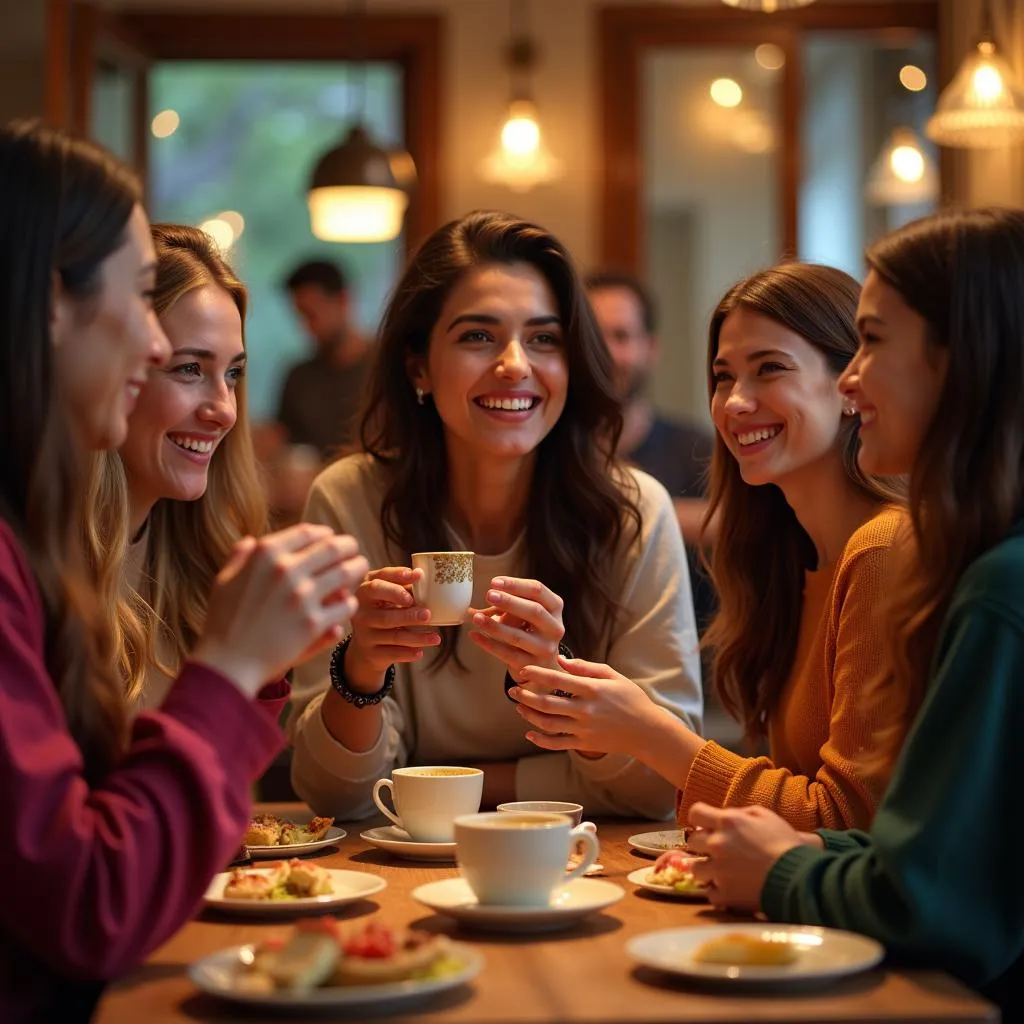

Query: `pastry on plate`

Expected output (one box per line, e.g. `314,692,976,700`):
252,932,340,990
244,813,284,847
287,858,333,897
694,932,800,967
280,815,335,845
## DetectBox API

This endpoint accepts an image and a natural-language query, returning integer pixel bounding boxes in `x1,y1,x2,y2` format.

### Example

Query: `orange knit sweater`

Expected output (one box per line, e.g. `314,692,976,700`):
678,507,908,832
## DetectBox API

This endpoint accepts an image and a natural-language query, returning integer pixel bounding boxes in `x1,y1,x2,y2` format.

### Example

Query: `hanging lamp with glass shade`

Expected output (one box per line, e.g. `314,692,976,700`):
306,0,415,242
478,0,564,192
925,0,1024,147
718,0,818,12
866,127,939,206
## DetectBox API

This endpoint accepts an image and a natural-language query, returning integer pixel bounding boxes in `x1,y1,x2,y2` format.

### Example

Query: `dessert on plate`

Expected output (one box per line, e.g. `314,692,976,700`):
223,858,334,900
694,932,800,967
648,850,708,894
243,813,335,847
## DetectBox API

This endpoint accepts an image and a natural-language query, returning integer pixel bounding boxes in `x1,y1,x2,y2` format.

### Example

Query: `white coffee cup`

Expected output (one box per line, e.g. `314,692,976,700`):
454,811,600,907
411,551,474,626
372,766,483,843
496,800,595,832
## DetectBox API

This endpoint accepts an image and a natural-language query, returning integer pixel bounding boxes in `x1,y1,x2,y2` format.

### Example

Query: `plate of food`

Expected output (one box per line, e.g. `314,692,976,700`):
627,828,693,859
244,812,346,858
628,851,710,900
626,923,884,987
189,918,483,1009
203,860,386,916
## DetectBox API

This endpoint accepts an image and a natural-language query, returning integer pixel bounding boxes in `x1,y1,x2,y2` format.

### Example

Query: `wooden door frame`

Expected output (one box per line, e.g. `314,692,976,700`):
87,9,443,252
598,2,941,272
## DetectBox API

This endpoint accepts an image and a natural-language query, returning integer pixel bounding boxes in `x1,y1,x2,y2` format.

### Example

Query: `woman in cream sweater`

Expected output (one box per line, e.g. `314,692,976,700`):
289,211,703,820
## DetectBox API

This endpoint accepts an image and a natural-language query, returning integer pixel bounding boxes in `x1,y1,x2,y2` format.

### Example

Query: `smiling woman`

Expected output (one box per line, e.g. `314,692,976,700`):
288,210,703,820
86,224,267,706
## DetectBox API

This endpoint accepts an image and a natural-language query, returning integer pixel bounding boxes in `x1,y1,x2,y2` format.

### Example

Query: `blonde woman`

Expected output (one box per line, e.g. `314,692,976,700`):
88,224,275,707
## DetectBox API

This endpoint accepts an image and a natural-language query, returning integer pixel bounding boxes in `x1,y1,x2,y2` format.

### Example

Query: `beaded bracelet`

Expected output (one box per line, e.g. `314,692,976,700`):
329,634,395,708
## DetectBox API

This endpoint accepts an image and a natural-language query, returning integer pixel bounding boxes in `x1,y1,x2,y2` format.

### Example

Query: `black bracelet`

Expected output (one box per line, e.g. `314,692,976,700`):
504,641,575,702
330,634,395,708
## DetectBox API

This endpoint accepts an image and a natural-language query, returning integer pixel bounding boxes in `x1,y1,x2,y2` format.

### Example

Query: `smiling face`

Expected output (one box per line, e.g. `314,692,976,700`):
711,307,846,488
839,270,946,478
52,204,170,450
119,283,245,521
410,261,569,465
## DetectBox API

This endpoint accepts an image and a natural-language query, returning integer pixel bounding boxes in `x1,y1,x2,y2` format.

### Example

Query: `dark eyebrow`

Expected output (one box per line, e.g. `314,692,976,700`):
712,348,791,368
856,314,885,330
446,313,562,331
173,347,247,365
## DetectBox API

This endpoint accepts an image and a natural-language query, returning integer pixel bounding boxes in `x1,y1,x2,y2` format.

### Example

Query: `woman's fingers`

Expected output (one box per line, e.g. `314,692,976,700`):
516,665,588,698
470,611,550,657
490,577,564,616
484,588,560,636
509,686,578,716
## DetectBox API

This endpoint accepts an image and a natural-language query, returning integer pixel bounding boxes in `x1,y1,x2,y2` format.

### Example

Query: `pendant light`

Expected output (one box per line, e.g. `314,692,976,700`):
718,0,818,11
866,127,939,206
306,0,414,242
925,0,1024,148
478,0,564,192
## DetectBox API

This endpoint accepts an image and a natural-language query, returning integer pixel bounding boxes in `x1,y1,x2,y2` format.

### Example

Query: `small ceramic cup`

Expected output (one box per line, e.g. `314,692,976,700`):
495,800,596,833
372,766,483,843
454,811,600,907
411,551,474,626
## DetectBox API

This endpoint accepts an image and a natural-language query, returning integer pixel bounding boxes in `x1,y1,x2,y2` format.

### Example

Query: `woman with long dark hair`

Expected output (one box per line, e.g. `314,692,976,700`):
0,121,365,1021
685,208,1024,1019
289,210,702,818
513,263,909,830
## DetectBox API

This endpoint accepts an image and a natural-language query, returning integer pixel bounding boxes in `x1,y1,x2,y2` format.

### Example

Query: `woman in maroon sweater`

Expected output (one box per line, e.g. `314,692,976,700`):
0,123,367,1021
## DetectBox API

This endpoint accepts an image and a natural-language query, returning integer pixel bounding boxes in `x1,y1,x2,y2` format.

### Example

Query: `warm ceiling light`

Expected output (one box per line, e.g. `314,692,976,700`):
899,65,928,92
199,217,235,251
710,78,743,108
754,44,785,71
926,1,1024,150
866,127,938,206
151,109,180,139
218,210,245,239
719,0,818,11
307,124,410,242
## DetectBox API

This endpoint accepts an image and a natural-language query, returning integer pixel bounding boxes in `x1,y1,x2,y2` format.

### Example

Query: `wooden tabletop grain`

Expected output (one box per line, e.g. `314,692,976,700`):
93,808,997,1024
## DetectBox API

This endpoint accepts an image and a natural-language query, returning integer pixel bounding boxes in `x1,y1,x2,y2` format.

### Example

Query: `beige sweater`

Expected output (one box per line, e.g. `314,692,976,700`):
288,453,703,820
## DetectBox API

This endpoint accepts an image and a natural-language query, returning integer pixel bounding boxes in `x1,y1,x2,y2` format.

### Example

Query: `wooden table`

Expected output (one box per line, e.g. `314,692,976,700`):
95,812,997,1023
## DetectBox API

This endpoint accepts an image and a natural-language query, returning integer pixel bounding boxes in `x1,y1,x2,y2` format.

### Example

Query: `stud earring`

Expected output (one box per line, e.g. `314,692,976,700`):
415,387,425,406
842,402,857,417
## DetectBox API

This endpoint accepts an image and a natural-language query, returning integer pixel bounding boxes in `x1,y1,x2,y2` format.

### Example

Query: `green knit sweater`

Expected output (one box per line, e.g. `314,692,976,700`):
762,522,1024,1015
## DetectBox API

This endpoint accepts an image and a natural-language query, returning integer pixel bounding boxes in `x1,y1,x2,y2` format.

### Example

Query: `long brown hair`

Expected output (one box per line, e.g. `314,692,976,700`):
0,120,140,781
702,262,902,744
87,224,266,699
872,208,1024,710
360,210,641,661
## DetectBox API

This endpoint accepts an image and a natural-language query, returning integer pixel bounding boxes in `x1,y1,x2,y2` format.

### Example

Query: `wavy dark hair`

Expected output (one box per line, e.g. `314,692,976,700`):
702,262,903,744
360,210,641,662
0,120,140,782
870,208,1024,713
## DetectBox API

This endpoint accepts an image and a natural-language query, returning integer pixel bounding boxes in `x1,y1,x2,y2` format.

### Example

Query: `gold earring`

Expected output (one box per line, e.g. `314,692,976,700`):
416,387,425,406
842,403,857,417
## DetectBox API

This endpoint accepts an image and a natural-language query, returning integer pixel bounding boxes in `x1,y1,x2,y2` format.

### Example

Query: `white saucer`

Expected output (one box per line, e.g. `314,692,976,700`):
360,826,457,861
627,924,884,988
627,828,691,858
627,866,710,901
411,876,624,932
204,868,386,916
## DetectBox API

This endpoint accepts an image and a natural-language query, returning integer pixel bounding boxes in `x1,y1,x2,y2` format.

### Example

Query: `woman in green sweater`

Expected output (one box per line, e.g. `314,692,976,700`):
685,207,1024,1017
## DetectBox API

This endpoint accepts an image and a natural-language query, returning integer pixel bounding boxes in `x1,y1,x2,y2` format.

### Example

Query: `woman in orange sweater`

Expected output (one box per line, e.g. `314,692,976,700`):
510,263,908,830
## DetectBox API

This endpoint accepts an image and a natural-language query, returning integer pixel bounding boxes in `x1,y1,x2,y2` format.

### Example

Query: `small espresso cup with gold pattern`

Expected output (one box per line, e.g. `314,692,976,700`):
411,551,474,626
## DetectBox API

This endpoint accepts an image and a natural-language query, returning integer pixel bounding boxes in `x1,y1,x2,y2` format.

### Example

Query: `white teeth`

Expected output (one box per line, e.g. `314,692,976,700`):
170,436,214,454
478,396,535,411
737,426,781,447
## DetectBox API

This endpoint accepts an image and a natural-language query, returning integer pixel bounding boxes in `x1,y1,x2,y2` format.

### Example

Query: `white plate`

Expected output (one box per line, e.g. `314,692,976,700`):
627,866,710,901
411,876,624,932
360,825,457,861
248,826,347,860
203,868,386,916
189,941,483,1009
627,829,691,858
627,923,885,987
